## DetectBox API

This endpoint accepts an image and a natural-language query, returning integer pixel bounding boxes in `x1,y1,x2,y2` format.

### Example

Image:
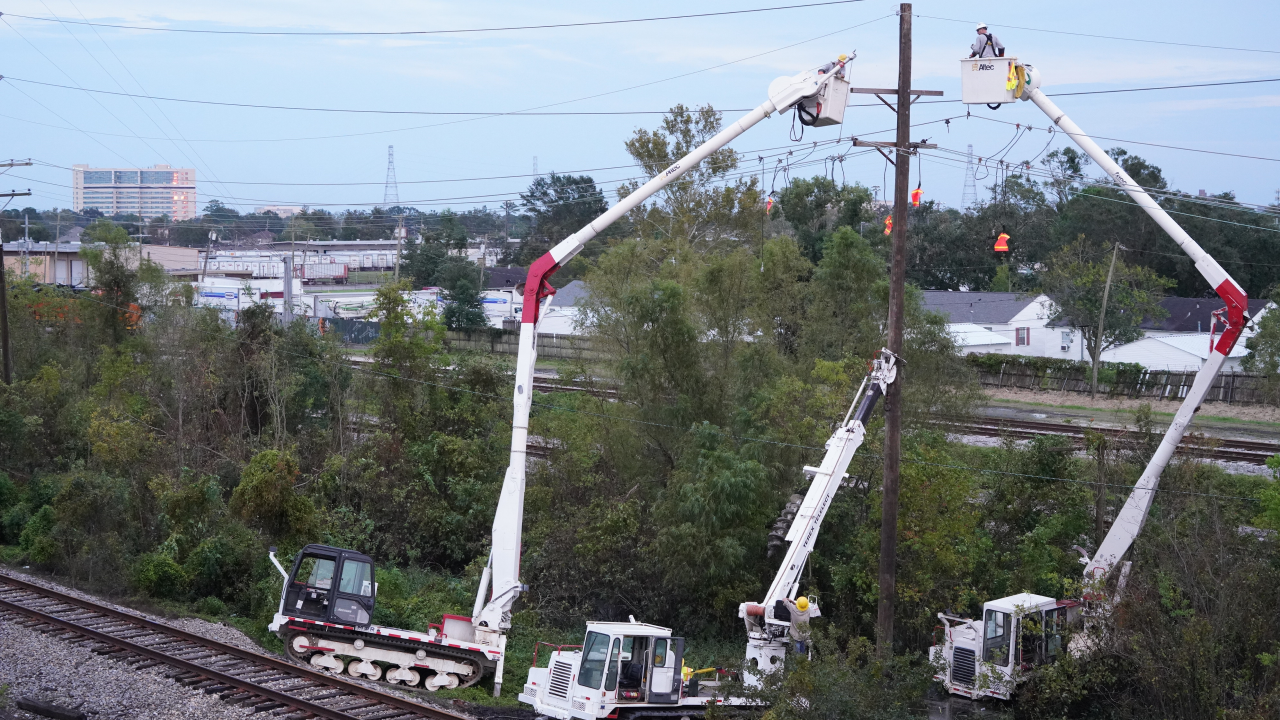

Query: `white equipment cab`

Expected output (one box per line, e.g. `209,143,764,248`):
932,57,1250,701
515,55,857,718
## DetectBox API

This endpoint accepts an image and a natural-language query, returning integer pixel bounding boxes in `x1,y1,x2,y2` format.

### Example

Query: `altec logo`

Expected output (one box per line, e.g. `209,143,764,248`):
663,163,682,178
975,63,995,71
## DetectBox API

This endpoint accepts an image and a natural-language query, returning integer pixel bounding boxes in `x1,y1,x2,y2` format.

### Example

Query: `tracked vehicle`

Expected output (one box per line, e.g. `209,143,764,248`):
268,544,500,690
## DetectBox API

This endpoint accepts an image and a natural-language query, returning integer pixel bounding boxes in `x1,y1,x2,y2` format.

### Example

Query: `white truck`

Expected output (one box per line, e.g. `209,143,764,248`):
930,57,1250,701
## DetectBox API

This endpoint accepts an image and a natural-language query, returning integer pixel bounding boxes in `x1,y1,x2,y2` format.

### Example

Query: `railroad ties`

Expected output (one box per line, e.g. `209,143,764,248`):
0,574,467,720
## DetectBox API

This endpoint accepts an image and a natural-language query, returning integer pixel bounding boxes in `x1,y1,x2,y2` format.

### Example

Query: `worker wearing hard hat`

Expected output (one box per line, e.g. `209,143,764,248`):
969,23,1005,58
782,596,818,654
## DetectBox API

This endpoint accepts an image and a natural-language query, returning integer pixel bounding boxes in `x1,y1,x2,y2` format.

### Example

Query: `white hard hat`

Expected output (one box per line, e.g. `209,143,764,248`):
976,22,988,30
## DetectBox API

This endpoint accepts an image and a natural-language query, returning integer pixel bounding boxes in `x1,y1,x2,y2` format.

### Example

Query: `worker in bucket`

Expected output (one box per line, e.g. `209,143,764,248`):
969,23,1005,58
784,596,816,654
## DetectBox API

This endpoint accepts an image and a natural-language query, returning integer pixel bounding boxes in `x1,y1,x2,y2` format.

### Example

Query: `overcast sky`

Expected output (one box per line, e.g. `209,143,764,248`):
0,0,1276,218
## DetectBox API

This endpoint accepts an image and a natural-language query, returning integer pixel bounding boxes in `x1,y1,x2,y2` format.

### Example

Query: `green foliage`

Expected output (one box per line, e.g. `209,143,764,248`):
773,176,872,262
19,504,58,565
442,276,488,330
715,629,934,720
134,551,188,598
1039,237,1173,361
231,450,316,541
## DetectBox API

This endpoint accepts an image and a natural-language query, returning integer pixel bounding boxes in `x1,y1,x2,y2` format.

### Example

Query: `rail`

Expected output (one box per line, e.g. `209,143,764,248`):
0,572,468,720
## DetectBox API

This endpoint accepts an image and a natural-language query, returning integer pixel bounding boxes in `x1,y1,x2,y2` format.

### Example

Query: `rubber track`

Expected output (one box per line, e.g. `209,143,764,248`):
0,574,468,720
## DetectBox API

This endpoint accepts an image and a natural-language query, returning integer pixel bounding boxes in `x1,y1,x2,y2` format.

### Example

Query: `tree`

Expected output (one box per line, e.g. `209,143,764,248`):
773,176,872,262
442,276,488,330
521,174,608,243
619,104,762,252
1039,237,1172,371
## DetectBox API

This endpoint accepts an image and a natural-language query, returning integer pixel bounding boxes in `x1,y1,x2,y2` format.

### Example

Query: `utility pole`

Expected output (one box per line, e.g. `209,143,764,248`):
202,231,215,285
394,222,405,282
0,248,10,385
22,214,30,277
876,2,913,658
1091,243,1120,398
282,255,294,325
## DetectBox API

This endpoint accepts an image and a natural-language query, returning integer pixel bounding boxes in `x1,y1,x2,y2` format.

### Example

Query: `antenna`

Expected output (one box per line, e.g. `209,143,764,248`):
384,145,399,206
962,144,977,209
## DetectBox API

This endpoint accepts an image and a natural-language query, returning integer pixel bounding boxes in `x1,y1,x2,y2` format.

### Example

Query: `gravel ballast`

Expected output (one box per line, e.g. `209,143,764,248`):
0,617,253,720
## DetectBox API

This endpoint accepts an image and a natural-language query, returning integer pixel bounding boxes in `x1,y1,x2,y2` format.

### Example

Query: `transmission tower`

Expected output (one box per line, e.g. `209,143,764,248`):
962,144,978,209
383,145,399,206
533,156,538,176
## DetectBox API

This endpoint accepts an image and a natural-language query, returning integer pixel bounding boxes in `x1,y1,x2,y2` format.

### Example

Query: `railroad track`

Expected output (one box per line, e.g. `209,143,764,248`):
936,417,1278,465
0,573,468,720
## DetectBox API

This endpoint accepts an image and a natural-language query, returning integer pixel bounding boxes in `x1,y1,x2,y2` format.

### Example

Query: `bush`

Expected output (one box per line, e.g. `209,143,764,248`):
184,523,259,601
1,502,30,544
194,595,228,616
134,552,188,599
231,450,316,541
0,474,16,511
18,505,57,565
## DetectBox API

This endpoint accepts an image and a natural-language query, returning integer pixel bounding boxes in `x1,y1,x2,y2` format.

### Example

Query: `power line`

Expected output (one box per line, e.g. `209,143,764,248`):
0,1,869,36
916,14,1280,55
9,75,1280,120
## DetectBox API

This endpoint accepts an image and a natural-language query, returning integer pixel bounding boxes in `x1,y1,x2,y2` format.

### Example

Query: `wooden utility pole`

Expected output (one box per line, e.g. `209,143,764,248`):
0,259,10,385
877,2,912,656
1090,243,1120,398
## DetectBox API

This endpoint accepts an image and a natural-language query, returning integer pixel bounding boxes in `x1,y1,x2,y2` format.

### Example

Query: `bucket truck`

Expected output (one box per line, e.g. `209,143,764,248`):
515,55,858,718
267,54,856,699
739,351,898,684
930,58,1250,701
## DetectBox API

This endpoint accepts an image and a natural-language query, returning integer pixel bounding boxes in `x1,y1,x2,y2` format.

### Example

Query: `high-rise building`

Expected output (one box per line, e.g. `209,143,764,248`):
72,164,197,220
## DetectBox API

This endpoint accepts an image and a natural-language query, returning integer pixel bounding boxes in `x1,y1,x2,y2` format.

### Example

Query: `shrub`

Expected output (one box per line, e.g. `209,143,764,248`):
18,505,57,565
1,502,30,544
231,450,316,541
134,552,188,599
184,523,259,601
194,596,228,616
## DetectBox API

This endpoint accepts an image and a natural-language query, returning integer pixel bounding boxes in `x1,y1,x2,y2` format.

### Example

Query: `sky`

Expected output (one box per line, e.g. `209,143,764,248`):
0,0,1277,219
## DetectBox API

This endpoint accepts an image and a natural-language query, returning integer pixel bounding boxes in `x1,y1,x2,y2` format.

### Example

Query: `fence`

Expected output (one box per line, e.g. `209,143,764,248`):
974,362,1271,405
317,319,606,362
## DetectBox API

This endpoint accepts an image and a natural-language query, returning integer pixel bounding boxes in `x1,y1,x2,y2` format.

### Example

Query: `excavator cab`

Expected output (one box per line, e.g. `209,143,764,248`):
283,544,377,628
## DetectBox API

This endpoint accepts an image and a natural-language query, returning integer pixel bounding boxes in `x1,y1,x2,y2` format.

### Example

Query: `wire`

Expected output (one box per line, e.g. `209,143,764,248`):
917,14,1280,55
10,75,1280,120
54,288,1266,503
969,113,1280,163
1,1,869,36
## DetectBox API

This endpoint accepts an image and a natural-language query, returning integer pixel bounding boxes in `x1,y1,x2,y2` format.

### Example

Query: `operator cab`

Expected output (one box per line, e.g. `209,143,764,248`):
283,544,377,628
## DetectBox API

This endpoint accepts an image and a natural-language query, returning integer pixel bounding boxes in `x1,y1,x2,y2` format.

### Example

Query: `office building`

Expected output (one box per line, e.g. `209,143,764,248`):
72,164,197,220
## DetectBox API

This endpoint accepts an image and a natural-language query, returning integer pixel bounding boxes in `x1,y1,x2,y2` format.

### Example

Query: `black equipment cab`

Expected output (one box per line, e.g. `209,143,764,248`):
284,544,377,628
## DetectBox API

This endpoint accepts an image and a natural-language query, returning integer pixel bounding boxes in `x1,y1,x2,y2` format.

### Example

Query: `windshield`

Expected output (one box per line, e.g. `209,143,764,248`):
577,632,611,689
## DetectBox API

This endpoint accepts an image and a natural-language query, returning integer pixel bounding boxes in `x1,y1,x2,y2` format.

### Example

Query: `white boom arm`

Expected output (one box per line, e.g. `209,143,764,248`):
1017,71,1249,584
471,56,855,694
738,351,897,683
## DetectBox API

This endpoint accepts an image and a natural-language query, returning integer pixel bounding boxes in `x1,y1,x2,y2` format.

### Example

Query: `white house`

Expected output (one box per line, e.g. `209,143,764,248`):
923,291,1068,358
1100,333,1251,372
538,280,591,335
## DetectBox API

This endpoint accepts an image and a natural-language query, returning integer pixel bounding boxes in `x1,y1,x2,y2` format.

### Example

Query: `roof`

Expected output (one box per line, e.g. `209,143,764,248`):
1144,297,1272,332
583,620,672,637
948,322,1012,347
552,280,591,307
922,291,1045,324
484,266,526,289
986,592,1057,613
1146,333,1249,360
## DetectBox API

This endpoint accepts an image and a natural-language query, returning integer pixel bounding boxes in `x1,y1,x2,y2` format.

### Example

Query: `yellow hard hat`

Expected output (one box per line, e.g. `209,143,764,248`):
795,597,810,612
838,54,848,62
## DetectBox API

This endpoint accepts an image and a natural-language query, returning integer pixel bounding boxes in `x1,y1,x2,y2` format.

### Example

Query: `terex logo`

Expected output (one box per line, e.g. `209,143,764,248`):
663,163,682,177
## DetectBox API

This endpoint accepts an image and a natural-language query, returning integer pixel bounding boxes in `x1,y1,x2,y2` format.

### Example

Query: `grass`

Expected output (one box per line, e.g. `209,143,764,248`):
985,395,1280,428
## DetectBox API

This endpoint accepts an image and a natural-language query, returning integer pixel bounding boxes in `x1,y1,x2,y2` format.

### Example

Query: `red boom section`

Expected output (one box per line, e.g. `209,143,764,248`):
1213,280,1248,356
521,252,561,324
